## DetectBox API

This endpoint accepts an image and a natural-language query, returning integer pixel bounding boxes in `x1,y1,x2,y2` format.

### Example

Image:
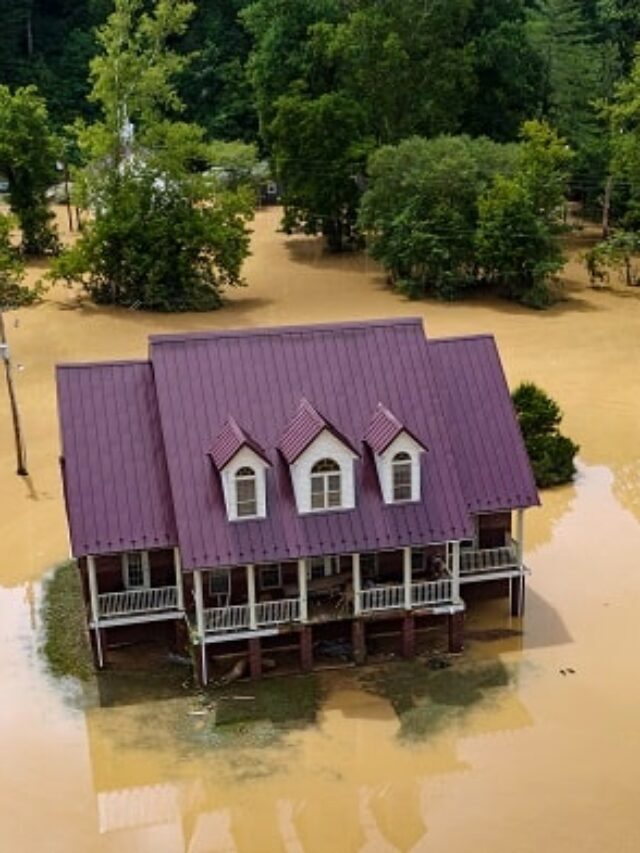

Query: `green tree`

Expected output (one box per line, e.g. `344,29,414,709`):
0,84,58,255
359,135,517,298
270,92,370,251
512,382,579,487
52,0,254,311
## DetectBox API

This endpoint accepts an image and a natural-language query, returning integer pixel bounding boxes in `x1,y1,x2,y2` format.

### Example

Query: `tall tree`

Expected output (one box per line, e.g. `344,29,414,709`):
53,0,254,311
0,84,58,254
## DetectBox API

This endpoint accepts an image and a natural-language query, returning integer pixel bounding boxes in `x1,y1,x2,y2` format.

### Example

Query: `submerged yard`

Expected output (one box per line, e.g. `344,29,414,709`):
1,207,640,851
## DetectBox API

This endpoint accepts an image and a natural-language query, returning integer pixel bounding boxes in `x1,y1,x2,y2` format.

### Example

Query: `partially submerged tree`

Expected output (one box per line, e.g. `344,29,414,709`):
52,0,254,312
0,85,58,255
512,382,579,487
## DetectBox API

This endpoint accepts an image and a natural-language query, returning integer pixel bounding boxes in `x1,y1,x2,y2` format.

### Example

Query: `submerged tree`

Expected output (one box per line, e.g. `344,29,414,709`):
512,382,579,487
0,213,41,307
0,85,58,255
52,0,254,312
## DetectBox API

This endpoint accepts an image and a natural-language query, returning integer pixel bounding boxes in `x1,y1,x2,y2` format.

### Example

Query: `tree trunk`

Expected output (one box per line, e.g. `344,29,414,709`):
602,175,613,239
0,312,28,476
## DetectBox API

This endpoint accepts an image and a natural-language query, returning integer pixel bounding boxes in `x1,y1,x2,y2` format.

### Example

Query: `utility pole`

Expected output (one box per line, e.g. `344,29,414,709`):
0,311,28,476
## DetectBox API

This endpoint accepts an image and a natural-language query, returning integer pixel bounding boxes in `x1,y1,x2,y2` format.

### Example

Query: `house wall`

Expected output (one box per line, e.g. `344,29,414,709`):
85,548,177,595
475,512,512,548
290,429,357,512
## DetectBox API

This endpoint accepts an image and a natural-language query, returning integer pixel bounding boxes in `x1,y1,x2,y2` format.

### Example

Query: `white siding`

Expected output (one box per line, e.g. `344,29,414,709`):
220,446,268,520
375,431,424,504
291,429,357,513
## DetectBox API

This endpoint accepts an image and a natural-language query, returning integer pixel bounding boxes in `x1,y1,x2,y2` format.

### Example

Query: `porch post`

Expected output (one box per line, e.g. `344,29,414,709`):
451,540,461,603
193,569,208,685
247,564,257,630
513,509,526,616
87,555,104,669
298,558,308,622
516,509,524,569
352,553,361,616
403,547,412,610
173,547,184,611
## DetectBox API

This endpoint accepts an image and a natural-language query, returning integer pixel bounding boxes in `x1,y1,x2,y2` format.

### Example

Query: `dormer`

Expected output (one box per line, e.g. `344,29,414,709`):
280,399,359,513
364,404,427,504
209,418,270,521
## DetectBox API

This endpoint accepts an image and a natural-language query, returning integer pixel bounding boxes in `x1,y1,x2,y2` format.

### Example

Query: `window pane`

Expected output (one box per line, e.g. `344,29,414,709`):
393,461,412,501
236,477,257,517
126,553,144,587
260,565,281,588
209,570,230,595
311,487,325,509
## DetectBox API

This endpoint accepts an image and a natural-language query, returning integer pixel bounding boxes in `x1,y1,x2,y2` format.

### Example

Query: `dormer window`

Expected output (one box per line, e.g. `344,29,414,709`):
235,466,258,517
311,458,342,509
392,451,412,501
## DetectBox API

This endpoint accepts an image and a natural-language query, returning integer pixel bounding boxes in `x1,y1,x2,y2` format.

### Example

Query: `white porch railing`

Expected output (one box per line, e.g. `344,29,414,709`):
359,584,405,613
97,585,179,619
411,579,453,607
256,598,301,626
459,541,519,576
204,604,251,633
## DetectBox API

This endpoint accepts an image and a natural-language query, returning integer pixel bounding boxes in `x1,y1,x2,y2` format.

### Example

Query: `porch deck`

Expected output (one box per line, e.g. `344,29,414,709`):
457,539,526,583
92,585,183,627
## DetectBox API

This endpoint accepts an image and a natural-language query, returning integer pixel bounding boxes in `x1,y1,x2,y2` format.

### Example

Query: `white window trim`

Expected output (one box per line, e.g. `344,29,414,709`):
376,432,425,505
121,551,150,589
220,446,268,521
208,568,231,600
290,429,357,514
310,459,342,510
391,452,413,503
260,564,282,589
235,466,258,518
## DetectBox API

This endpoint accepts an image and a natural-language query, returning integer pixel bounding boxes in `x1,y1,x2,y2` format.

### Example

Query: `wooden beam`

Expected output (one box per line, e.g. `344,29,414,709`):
193,569,207,685
173,547,184,611
298,559,308,622
247,564,257,630
403,547,412,610
352,553,361,615
87,555,104,669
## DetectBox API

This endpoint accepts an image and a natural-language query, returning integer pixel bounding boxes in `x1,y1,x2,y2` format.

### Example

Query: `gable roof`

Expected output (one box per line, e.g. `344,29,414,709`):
56,361,178,556
428,335,539,512
56,318,539,563
364,403,427,455
279,397,358,463
209,416,269,470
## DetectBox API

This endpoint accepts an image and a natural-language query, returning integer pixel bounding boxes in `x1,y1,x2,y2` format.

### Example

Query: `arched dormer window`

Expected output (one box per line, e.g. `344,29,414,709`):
310,458,341,510
235,466,258,517
392,451,413,502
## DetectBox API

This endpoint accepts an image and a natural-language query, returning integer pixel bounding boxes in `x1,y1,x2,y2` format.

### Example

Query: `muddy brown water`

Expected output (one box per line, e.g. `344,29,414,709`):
1,208,640,851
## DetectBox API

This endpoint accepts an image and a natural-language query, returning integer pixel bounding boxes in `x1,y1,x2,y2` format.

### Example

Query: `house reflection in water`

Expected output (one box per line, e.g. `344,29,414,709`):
85,672,533,852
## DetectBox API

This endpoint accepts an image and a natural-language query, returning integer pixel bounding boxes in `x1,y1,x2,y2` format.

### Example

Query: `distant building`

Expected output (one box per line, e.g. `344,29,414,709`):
56,318,538,683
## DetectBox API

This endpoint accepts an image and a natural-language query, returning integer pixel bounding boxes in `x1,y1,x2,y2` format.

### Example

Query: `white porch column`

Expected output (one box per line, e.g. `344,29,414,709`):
403,547,412,610
516,509,524,570
87,555,104,668
352,553,361,616
193,569,207,685
173,547,184,611
247,564,257,629
298,558,308,623
450,540,461,603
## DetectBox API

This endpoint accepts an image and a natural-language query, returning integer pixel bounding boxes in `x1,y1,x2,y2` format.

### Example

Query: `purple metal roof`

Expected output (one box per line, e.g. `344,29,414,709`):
56,318,539,564
56,361,178,557
428,335,539,512
149,319,473,568
363,403,428,455
209,416,269,469
279,397,359,463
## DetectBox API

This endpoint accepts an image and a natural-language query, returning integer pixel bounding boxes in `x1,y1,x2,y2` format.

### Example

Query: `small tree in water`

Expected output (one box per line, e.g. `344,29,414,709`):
512,382,579,487
52,0,253,312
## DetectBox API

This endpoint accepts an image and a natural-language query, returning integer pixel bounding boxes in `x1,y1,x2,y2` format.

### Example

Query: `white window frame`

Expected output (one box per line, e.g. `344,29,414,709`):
121,551,150,589
290,430,357,514
220,447,268,522
260,563,282,590
235,466,258,518
391,451,413,502
376,432,424,505
307,555,340,580
411,547,426,571
208,568,231,605
310,458,342,510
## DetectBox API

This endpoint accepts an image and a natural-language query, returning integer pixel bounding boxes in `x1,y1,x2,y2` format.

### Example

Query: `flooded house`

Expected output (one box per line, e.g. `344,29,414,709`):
55,318,538,683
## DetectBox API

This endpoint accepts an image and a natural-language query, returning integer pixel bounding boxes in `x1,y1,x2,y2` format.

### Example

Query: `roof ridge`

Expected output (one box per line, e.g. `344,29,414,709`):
428,333,495,345
149,317,424,346
56,359,151,370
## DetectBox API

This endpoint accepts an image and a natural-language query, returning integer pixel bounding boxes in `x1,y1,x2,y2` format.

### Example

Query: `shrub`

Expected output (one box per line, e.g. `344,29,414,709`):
512,382,579,487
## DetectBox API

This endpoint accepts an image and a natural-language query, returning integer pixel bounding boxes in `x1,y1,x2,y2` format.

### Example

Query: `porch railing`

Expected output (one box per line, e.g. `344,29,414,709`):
204,604,250,633
97,585,179,619
359,584,405,613
411,578,453,607
459,541,519,575
256,597,300,626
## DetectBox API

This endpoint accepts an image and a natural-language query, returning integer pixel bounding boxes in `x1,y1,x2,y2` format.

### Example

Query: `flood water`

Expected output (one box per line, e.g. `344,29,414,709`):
1,208,640,851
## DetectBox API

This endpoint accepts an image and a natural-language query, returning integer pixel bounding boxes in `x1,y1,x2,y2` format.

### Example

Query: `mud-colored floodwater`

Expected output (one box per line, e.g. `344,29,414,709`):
2,209,640,851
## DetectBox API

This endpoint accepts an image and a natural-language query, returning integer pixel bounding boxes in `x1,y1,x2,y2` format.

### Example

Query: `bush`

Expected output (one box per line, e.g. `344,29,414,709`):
512,382,579,487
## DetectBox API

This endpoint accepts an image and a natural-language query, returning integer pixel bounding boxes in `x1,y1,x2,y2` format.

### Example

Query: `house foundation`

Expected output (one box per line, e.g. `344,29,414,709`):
448,611,464,653
248,637,262,679
300,626,313,672
352,619,366,664
511,576,525,617
402,613,415,659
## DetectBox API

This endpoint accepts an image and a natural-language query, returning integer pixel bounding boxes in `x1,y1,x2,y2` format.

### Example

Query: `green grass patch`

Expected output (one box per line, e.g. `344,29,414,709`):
41,561,94,681
360,658,511,741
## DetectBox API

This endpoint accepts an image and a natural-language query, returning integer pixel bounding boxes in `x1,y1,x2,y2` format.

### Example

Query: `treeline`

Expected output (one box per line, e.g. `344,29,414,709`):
2,0,640,309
